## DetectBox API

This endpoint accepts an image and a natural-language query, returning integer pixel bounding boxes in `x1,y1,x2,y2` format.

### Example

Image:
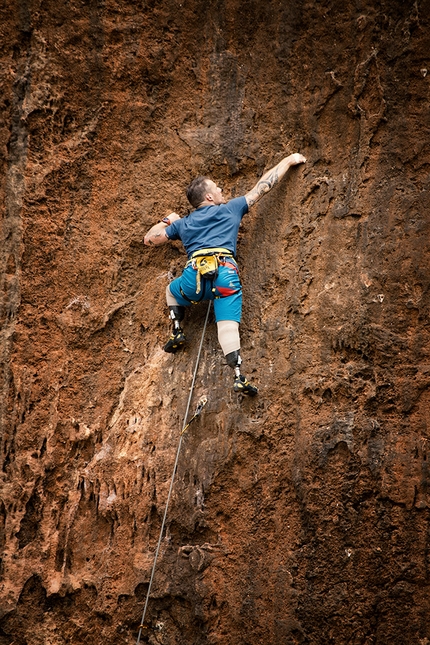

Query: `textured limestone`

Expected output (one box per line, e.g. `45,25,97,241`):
1,1,430,643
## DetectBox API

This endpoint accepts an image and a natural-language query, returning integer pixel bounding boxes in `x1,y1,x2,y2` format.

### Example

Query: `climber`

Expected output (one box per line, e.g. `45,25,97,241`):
144,152,306,395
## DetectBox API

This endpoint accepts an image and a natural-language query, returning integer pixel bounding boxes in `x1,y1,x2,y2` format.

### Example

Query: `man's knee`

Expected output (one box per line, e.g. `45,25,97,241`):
169,305,185,323
217,320,240,357
166,284,180,307
225,349,241,369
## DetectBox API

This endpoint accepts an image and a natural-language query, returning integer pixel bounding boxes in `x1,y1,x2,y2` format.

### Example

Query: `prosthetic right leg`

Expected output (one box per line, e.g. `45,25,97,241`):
218,321,258,396
164,305,186,353
164,285,187,353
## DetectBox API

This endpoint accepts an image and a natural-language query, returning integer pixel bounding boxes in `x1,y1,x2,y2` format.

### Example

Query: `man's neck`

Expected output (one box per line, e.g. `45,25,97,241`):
196,199,214,208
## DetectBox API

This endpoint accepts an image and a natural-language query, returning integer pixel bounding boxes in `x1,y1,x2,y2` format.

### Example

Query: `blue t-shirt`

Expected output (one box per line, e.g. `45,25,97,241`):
165,196,248,257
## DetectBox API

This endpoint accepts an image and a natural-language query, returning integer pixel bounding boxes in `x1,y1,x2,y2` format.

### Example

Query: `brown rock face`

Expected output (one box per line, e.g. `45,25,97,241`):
1,1,430,643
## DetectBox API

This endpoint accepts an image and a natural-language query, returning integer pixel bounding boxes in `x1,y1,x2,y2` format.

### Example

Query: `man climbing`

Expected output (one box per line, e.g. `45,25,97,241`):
144,152,306,395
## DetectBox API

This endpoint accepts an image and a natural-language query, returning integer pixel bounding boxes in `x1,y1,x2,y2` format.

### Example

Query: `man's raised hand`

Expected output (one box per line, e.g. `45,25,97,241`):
287,153,307,166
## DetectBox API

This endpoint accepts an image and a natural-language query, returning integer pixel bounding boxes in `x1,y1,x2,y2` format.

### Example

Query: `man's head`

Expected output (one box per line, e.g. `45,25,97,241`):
186,176,225,208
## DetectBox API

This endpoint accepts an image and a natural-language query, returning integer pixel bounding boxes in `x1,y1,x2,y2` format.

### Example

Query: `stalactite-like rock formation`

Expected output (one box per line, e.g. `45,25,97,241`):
1,1,429,643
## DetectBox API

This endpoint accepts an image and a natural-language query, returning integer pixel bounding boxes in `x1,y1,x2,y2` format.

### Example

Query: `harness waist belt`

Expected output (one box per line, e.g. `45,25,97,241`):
190,247,234,260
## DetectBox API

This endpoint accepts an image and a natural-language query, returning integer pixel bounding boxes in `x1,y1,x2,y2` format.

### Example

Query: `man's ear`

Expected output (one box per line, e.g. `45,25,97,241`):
205,192,214,203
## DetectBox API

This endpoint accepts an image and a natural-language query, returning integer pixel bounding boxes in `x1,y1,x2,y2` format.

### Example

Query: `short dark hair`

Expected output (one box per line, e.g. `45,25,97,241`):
186,175,210,208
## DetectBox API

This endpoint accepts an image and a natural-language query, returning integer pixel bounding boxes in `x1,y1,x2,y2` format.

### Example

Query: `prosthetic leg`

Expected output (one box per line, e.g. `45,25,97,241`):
164,305,186,353
218,321,257,396
225,350,258,396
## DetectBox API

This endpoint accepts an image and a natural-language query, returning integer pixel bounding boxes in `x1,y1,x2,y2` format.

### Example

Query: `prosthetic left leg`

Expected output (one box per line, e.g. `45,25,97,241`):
225,349,258,396
218,321,258,396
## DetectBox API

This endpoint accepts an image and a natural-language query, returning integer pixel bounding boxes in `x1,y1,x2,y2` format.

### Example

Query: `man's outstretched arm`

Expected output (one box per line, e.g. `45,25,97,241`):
245,153,306,208
144,212,180,246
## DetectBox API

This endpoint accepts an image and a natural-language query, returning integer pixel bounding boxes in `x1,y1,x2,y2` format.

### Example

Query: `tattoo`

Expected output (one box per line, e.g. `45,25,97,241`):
247,168,280,206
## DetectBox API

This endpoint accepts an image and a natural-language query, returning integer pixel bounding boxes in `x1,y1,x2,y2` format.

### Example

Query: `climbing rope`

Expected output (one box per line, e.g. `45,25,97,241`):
136,301,212,644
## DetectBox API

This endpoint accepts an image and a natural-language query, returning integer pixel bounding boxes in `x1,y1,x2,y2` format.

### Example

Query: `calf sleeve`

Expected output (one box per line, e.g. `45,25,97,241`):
166,284,180,307
217,320,240,357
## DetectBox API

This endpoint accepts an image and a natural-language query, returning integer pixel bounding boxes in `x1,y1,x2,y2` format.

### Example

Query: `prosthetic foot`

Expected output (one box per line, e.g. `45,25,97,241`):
233,374,258,396
226,350,258,396
164,306,186,354
164,329,186,353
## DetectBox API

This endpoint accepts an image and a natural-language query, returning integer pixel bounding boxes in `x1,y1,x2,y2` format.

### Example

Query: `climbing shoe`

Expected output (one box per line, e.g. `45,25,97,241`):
164,328,186,353
233,375,258,396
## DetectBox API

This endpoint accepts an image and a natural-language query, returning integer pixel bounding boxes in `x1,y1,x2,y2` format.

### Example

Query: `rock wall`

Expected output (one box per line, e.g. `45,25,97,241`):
1,1,429,643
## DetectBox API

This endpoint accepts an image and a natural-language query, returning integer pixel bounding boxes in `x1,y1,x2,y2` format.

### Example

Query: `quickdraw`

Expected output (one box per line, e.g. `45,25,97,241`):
181,395,208,435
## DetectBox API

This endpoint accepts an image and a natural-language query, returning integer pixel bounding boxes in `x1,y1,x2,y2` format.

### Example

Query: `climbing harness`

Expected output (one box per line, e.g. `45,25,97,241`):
183,247,236,297
190,247,234,261
135,301,212,645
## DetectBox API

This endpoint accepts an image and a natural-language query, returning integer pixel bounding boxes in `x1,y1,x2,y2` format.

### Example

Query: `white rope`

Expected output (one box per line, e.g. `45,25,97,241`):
136,301,212,643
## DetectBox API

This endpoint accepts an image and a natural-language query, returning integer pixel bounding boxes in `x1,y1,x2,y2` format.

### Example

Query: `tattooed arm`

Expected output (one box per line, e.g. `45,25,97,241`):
144,212,180,246
245,153,306,208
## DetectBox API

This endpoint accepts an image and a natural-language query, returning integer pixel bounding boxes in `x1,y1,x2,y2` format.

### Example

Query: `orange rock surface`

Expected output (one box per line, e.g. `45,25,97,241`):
1,1,429,643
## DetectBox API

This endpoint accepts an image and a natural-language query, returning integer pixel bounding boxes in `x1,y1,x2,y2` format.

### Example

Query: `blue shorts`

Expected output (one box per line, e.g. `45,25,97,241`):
169,258,242,323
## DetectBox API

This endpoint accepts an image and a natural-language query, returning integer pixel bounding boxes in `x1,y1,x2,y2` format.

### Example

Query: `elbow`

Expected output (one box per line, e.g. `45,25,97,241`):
144,235,153,246
146,232,167,246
